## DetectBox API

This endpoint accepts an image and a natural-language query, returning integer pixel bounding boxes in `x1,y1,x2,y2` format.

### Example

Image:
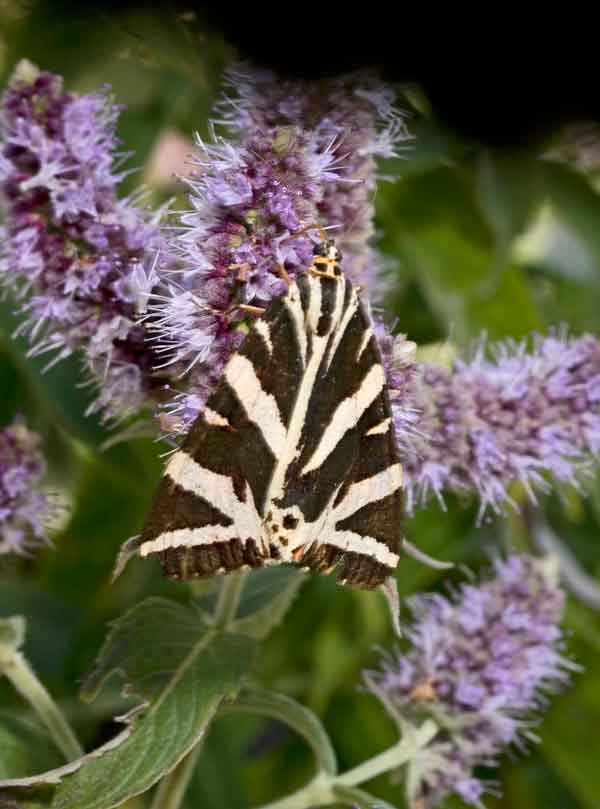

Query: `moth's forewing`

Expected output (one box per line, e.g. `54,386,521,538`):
137,252,403,588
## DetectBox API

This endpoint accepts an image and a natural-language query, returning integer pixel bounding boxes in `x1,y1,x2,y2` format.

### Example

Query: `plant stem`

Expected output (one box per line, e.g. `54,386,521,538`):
149,570,249,809
214,569,248,630
149,745,203,809
0,646,83,761
255,774,334,809
256,720,438,809
335,722,438,787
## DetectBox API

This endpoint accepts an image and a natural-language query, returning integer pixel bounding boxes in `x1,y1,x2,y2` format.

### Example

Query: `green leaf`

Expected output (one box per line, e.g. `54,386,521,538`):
0,298,106,448
81,597,213,702
476,151,542,249
0,599,256,809
332,783,400,809
381,167,542,341
542,161,600,267
230,567,305,639
0,715,63,779
538,655,600,809
225,688,337,776
39,441,162,606
0,580,84,690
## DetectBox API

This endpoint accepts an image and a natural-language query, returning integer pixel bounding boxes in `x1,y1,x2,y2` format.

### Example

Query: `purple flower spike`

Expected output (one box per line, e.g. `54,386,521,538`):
396,332,600,519
0,417,51,555
220,66,410,294
0,60,165,421
366,555,573,808
151,65,409,430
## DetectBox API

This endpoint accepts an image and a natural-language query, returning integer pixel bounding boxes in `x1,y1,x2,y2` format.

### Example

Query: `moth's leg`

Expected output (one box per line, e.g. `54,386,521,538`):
238,304,266,316
277,263,292,286
289,223,329,242
228,262,251,282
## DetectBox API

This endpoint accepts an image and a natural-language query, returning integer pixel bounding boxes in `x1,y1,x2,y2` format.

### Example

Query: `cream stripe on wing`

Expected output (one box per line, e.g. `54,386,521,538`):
301,364,387,475
204,408,230,428
306,273,322,333
254,319,273,356
162,451,261,537
283,284,307,365
357,327,373,361
332,463,403,523
326,529,399,567
140,525,235,556
324,285,359,370
365,417,391,436
225,354,286,457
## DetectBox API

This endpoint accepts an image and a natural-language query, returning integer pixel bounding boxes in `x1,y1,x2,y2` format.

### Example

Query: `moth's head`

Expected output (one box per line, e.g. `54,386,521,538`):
310,239,343,279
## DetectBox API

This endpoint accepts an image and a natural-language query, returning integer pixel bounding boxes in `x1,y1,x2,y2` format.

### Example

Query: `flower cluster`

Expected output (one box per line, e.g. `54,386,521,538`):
396,332,600,519
0,418,50,555
366,554,572,808
219,66,408,293
151,66,409,433
0,60,165,421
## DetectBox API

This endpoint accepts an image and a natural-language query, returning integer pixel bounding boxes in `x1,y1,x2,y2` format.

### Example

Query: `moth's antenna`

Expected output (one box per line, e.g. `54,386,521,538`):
288,223,333,243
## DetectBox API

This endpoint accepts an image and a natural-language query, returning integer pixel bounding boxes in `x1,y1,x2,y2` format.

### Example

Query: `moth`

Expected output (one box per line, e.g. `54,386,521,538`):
121,239,406,589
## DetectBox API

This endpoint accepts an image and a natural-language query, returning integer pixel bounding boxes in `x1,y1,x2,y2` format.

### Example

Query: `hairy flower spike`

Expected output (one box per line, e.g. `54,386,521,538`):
149,66,409,431
0,61,165,421
366,555,572,808
396,332,600,518
0,418,51,555
220,66,410,292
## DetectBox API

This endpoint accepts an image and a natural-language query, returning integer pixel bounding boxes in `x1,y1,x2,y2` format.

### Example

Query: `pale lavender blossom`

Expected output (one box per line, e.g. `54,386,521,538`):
219,66,410,292
393,332,600,519
365,554,572,808
0,60,165,420
371,317,420,455
0,417,50,555
149,66,409,431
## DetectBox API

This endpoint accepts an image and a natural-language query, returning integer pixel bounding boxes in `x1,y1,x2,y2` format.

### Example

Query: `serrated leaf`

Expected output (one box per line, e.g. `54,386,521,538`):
0,599,256,809
333,783,400,809
225,688,337,776
81,597,211,703
230,567,305,639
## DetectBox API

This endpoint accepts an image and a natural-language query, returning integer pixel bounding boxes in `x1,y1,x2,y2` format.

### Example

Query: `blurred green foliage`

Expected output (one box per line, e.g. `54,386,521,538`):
1,4,600,808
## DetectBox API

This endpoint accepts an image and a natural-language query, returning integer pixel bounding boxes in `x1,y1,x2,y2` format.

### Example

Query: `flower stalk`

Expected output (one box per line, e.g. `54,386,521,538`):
0,617,83,762
256,720,438,809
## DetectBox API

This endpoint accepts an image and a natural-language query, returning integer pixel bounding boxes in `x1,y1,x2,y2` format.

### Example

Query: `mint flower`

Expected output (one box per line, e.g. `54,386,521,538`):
365,555,572,808
0,60,165,421
392,333,600,518
0,418,51,555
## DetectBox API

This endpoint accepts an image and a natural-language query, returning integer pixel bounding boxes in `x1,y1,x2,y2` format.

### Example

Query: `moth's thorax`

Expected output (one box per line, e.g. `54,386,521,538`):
309,239,343,280
263,504,308,564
